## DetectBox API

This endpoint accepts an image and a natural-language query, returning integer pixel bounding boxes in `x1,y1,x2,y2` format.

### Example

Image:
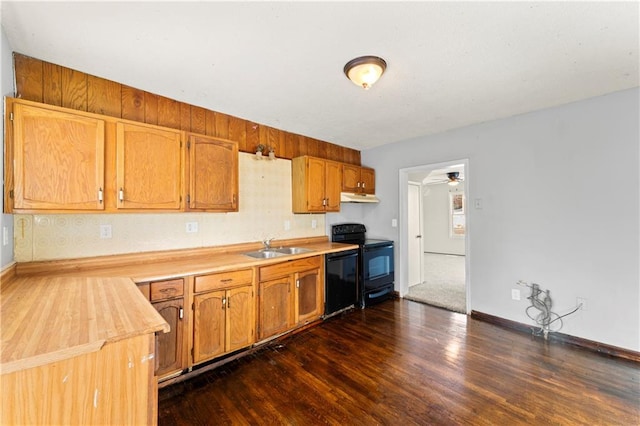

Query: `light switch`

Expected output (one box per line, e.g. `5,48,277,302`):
474,199,483,209
391,219,398,227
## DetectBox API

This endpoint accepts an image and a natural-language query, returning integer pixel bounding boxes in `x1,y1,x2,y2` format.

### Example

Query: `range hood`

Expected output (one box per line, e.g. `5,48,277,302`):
340,192,380,203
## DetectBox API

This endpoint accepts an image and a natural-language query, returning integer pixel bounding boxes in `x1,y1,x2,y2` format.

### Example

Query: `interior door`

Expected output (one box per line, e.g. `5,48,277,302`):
407,182,423,287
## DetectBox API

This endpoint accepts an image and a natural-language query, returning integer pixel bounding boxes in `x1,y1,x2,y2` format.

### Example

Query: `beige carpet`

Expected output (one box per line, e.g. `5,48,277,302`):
405,253,466,313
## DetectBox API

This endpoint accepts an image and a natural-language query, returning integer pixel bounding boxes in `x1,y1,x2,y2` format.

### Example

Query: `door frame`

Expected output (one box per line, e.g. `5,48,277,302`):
407,181,424,288
398,158,471,314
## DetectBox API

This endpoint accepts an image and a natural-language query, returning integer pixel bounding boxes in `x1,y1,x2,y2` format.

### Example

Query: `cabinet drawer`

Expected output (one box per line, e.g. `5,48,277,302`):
259,256,322,282
150,279,184,301
194,269,253,293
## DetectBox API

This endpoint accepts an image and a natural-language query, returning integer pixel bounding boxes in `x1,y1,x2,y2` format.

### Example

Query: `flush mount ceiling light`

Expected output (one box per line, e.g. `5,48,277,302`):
343,55,387,90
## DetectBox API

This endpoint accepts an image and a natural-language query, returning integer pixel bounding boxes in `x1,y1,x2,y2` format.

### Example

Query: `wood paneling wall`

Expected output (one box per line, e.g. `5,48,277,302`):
12,53,361,165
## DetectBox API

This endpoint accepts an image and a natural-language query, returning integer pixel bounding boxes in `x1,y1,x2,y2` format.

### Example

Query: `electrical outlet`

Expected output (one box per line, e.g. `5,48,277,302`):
577,297,588,311
284,220,291,231
99,224,112,239
511,289,521,301
311,219,317,229
186,222,199,233
2,227,8,246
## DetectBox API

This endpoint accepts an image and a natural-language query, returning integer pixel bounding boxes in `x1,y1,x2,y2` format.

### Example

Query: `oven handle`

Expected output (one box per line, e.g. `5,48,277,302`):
326,250,359,261
367,287,393,299
364,244,394,252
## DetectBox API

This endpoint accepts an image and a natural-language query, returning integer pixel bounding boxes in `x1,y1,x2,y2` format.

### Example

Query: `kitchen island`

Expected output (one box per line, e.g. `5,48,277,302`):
1,275,169,425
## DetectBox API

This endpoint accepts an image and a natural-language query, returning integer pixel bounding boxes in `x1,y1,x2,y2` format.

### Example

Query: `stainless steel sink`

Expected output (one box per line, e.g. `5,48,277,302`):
243,250,286,259
273,247,313,255
243,247,314,259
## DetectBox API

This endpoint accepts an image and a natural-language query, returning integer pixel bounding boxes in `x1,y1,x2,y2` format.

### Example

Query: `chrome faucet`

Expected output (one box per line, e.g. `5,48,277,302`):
262,238,274,250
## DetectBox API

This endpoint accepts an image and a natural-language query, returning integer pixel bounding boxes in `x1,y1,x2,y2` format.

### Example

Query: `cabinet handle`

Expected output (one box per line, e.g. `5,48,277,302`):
322,198,326,206
296,279,300,288
227,297,231,309
179,308,184,319
362,182,366,189
119,188,124,203
222,297,227,309
98,187,103,203
357,182,361,188
220,278,233,283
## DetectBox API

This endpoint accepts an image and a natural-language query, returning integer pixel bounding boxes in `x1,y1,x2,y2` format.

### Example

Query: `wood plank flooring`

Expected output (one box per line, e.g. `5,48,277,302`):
158,299,639,425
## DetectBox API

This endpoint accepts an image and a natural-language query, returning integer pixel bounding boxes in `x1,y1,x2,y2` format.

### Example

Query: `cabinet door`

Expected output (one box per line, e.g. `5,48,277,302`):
188,134,238,211
153,298,184,377
258,277,294,340
324,160,342,212
342,164,361,193
12,102,105,210
226,285,255,352
360,167,375,194
116,122,182,210
305,157,327,212
193,291,226,363
296,268,323,324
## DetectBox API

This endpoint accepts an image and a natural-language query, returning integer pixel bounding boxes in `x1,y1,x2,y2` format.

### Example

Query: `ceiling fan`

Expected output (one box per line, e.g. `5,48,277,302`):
425,171,464,186
446,172,463,186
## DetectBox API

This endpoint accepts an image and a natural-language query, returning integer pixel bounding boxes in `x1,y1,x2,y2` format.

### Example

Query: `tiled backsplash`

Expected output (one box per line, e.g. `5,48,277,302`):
14,153,325,261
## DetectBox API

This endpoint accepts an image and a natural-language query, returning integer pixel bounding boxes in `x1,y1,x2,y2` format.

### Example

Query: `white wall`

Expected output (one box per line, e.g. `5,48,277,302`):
1,25,14,268
352,88,639,352
423,183,465,255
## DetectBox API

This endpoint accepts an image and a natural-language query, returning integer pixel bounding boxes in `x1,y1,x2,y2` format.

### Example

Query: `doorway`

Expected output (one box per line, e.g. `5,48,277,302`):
398,160,470,314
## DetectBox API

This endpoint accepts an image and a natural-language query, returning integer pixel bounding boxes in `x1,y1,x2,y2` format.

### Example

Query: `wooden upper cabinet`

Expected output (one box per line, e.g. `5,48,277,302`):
292,156,342,213
116,122,183,210
8,99,105,211
342,164,375,195
187,134,238,211
360,167,375,194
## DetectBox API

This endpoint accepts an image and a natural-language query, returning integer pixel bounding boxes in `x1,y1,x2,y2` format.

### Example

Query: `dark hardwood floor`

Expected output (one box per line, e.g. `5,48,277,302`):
158,299,639,425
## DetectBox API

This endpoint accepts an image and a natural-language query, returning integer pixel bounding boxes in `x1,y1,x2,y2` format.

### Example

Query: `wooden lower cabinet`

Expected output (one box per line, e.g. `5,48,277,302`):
1,334,157,425
258,256,324,341
192,270,255,365
153,298,184,377
258,276,295,340
138,278,186,380
296,268,324,324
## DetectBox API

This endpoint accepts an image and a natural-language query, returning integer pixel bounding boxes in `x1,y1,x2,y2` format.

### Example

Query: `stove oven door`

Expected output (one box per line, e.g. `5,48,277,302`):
361,242,394,306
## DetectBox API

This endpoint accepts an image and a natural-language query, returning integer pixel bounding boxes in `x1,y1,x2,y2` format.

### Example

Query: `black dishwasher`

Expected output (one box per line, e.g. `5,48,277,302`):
324,249,359,317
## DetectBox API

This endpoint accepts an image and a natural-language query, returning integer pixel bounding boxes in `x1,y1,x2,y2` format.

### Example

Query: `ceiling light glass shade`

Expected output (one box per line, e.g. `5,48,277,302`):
344,56,387,90
448,180,460,186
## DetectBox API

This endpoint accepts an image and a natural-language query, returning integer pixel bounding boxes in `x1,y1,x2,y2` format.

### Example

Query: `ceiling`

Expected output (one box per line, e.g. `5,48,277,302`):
2,2,638,151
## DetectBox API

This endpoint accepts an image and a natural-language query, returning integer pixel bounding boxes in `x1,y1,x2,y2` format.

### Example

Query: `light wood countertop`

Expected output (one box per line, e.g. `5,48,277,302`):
16,239,359,283
1,276,168,375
